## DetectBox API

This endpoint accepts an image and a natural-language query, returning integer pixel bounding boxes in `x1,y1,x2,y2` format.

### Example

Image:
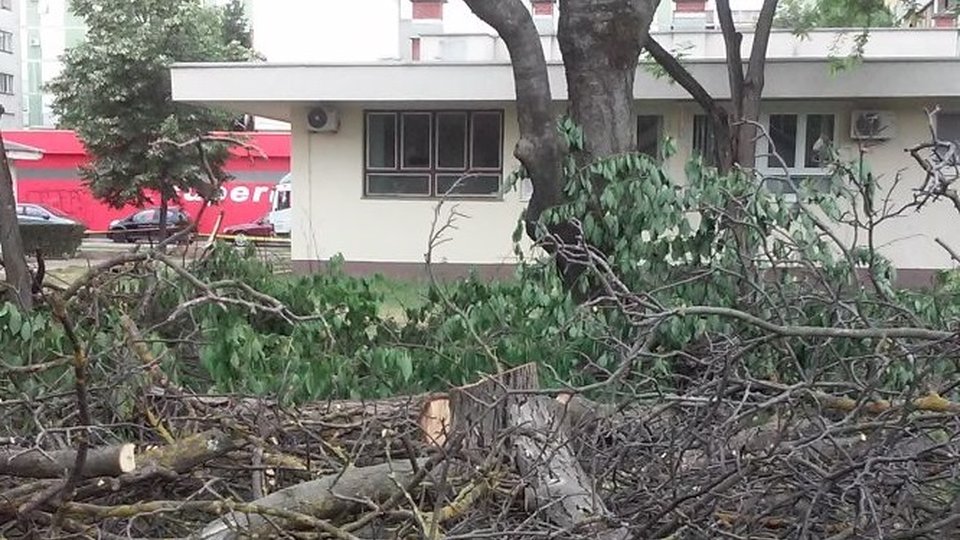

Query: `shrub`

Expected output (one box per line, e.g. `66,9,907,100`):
19,222,86,259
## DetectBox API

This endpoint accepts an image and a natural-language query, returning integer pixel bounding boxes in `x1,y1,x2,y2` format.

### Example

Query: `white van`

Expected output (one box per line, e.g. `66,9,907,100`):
268,173,291,235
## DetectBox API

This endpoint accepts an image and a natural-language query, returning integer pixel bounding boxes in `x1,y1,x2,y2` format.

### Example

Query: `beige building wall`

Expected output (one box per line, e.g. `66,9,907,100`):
290,104,530,272
290,98,960,275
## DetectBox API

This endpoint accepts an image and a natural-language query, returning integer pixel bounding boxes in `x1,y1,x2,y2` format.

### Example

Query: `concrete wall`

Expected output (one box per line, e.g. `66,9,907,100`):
419,28,960,63
0,0,20,128
289,98,960,275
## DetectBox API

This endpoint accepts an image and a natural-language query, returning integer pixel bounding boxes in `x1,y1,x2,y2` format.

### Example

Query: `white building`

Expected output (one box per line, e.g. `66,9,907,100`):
0,0,22,129
171,0,960,286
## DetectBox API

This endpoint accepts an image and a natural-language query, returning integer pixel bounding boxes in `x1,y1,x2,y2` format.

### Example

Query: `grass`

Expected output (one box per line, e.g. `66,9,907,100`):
368,277,428,322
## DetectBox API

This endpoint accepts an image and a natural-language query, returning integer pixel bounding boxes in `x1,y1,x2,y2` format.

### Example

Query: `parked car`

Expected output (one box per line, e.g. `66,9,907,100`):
108,207,192,243
16,203,85,226
222,214,274,245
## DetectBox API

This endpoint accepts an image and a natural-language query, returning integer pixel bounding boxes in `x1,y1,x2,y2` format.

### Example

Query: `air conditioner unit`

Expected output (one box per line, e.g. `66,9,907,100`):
850,110,896,140
306,106,339,133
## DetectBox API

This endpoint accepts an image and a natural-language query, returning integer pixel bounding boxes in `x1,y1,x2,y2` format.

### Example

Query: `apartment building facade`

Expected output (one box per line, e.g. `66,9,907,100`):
20,0,84,127
0,0,21,129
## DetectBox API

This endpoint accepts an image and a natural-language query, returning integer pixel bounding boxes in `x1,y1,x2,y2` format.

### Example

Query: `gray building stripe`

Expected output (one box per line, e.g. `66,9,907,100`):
17,168,289,183
17,168,78,180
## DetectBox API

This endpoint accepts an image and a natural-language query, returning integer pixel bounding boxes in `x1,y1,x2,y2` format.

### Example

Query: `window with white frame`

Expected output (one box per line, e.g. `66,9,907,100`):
0,31,12,54
364,110,503,198
761,113,835,173
0,73,13,95
759,112,836,194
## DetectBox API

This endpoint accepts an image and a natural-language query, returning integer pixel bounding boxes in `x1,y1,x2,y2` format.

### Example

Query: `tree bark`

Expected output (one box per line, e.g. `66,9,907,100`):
0,444,135,479
157,194,169,242
0,123,33,310
449,363,630,539
646,0,778,172
558,0,658,160
717,0,778,168
138,429,246,473
196,459,426,540
644,37,735,172
461,0,563,234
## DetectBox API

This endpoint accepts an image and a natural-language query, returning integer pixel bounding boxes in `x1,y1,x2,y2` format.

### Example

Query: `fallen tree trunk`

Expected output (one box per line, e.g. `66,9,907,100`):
138,429,246,473
0,444,135,479
195,458,427,540
449,363,630,540
148,389,449,466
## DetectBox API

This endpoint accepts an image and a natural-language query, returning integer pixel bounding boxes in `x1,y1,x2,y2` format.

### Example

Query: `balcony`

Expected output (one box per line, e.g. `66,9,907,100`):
413,27,960,63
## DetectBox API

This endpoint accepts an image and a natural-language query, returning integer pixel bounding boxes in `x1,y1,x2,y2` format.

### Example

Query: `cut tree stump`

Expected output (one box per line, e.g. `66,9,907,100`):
448,363,629,540
0,444,135,478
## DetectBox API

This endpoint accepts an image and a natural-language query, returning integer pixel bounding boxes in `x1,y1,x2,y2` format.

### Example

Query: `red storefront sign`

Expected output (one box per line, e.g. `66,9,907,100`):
6,130,291,234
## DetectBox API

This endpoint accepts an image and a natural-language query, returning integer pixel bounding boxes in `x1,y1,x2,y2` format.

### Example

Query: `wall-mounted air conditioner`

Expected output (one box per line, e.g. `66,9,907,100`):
306,106,340,133
850,110,896,140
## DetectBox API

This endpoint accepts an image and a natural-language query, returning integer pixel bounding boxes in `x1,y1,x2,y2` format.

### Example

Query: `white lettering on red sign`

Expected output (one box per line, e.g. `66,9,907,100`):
174,185,276,205
230,186,250,203
253,185,270,203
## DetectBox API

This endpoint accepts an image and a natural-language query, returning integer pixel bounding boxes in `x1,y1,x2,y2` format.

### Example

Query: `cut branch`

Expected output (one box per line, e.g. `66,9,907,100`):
0,444,135,479
196,459,427,540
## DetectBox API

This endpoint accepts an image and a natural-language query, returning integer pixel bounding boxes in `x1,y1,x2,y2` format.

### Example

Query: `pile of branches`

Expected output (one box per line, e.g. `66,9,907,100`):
2,353,958,539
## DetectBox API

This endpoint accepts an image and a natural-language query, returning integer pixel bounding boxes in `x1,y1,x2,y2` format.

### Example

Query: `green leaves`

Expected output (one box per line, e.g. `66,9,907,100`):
49,0,256,209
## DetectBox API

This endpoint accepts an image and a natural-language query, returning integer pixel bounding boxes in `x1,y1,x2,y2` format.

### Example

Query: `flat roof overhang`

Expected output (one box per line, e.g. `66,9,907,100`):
4,140,43,161
171,58,960,122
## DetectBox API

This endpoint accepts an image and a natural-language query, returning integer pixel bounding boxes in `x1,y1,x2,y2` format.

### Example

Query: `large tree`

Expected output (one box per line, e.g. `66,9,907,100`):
221,0,254,49
49,0,256,238
465,0,894,230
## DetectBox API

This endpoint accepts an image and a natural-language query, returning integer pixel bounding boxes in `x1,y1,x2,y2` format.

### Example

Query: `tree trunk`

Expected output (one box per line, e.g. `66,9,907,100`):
0,127,32,310
462,0,592,289
716,0,778,169
646,0,777,173
157,195,169,242
197,459,427,540
558,0,658,160
461,0,563,236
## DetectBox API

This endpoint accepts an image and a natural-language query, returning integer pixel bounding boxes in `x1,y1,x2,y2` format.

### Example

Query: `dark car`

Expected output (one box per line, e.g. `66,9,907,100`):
108,208,192,243
222,214,274,245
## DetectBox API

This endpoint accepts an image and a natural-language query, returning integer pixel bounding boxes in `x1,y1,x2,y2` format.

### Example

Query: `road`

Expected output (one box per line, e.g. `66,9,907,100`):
1,239,291,284
80,237,290,255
